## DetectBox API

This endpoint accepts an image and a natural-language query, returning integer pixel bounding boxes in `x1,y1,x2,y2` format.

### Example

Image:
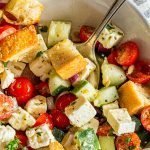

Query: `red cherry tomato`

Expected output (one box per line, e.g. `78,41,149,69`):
127,60,150,84
51,109,70,129
0,3,6,9
16,131,28,146
97,123,112,136
79,25,95,42
7,77,35,106
141,106,150,132
0,94,15,120
116,133,141,150
34,113,54,129
55,93,76,111
35,82,50,97
107,50,118,65
0,25,16,41
116,41,139,66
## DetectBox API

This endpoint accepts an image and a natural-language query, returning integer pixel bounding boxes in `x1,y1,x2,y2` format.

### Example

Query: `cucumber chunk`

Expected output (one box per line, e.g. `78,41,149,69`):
49,70,71,96
72,80,98,102
101,59,126,87
94,86,119,107
99,136,115,150
48,21,71,47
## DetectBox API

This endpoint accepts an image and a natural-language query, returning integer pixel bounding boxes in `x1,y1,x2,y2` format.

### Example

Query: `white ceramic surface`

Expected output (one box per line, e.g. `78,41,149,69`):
39,0,150,60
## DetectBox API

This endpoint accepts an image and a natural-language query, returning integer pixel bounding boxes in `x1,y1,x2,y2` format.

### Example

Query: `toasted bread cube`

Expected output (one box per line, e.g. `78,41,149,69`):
4,0,43,25
49,141,64,150
118,81,150,115
0,25,39,62
48,39,87,79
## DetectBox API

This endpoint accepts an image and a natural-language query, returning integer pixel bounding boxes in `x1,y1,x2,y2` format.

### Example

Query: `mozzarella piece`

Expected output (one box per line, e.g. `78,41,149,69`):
80,118,99,133
25,95,47,118
102,101,119,117
7,61,26,77
26,124,55,149
98,23,124,49
65,96,96,127
8,107,36,131
107,108,135,135
1,69,15,89
29,53,52,81
0,125,16,143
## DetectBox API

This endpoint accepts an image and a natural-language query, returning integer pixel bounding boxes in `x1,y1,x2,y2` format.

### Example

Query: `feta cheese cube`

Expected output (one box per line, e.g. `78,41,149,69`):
0,125,16,143
1,69,15,89
26,124,55,149
80,118,99,133
8,107,36,131
65,96,96,127
102,101,119,117
7,61,26,77
37,34,47,51
29,53,52,81
98,23,124,49
107,108,135,135
25,95,47,118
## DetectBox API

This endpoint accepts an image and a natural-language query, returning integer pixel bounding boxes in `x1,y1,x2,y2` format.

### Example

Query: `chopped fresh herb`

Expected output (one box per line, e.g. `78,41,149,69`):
38,26,48,32
36,51,43,57
3,62,8,67
125,137,131,144
37,132,42,136
6,138,20,150
128,145,136,150
118,32,124,36
106,24,114,30
52,127,65,142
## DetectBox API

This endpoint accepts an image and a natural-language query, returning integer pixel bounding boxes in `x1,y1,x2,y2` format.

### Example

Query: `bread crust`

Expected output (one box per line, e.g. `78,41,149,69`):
0,25,39,62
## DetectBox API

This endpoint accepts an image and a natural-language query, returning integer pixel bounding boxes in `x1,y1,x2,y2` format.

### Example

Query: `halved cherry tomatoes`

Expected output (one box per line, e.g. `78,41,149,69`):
127,60,150,84
0,25,16,41
107,50,118,65
7,77,35,106
16,131,28,146
141,106,150,132
97,122,112,136
55,93,76,111
35,82,50,97
34,113,54,129
116,41,139,66
0,94,15,120
51,109,70,129
116,133,141,150
79,25,95,42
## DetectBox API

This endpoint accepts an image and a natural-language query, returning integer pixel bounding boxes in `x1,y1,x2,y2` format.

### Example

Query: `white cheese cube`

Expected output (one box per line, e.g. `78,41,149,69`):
0,125,16,143
74,58,96,85
37,34,47,51
65,96,96,127
29,53,52,81
102,101,119,117
26,124,55,149
7,61,26,77
1,69,15,89
107,108,135,135
25,95,47,118
8,107,36,131
80,118,99,133
98,23,124,49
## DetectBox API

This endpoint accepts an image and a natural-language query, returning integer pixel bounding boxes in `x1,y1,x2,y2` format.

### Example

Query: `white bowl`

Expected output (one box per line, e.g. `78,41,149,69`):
40,0,150,60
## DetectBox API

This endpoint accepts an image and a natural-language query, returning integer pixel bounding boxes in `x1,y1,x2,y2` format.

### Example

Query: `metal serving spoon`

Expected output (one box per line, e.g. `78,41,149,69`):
75,0,126,88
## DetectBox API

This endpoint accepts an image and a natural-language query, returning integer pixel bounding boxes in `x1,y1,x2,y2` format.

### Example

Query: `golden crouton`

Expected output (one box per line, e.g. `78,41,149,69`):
118,81,150,115
49,141,64,150
48,39,87,79
4,0,43,25
0,25,39,62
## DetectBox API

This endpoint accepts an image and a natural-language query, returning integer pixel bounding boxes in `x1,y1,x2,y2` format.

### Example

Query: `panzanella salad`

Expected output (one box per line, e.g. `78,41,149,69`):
0,0,149,150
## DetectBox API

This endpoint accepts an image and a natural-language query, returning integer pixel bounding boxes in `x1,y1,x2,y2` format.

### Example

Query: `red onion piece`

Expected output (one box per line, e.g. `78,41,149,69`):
95,41,109,53
69,74,79,84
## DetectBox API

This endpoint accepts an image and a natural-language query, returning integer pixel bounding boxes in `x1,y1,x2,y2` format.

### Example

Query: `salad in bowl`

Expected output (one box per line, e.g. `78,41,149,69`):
0,0,149,150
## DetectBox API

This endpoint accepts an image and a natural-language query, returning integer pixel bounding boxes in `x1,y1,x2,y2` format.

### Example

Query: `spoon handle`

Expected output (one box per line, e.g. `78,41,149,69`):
88,0,126,45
